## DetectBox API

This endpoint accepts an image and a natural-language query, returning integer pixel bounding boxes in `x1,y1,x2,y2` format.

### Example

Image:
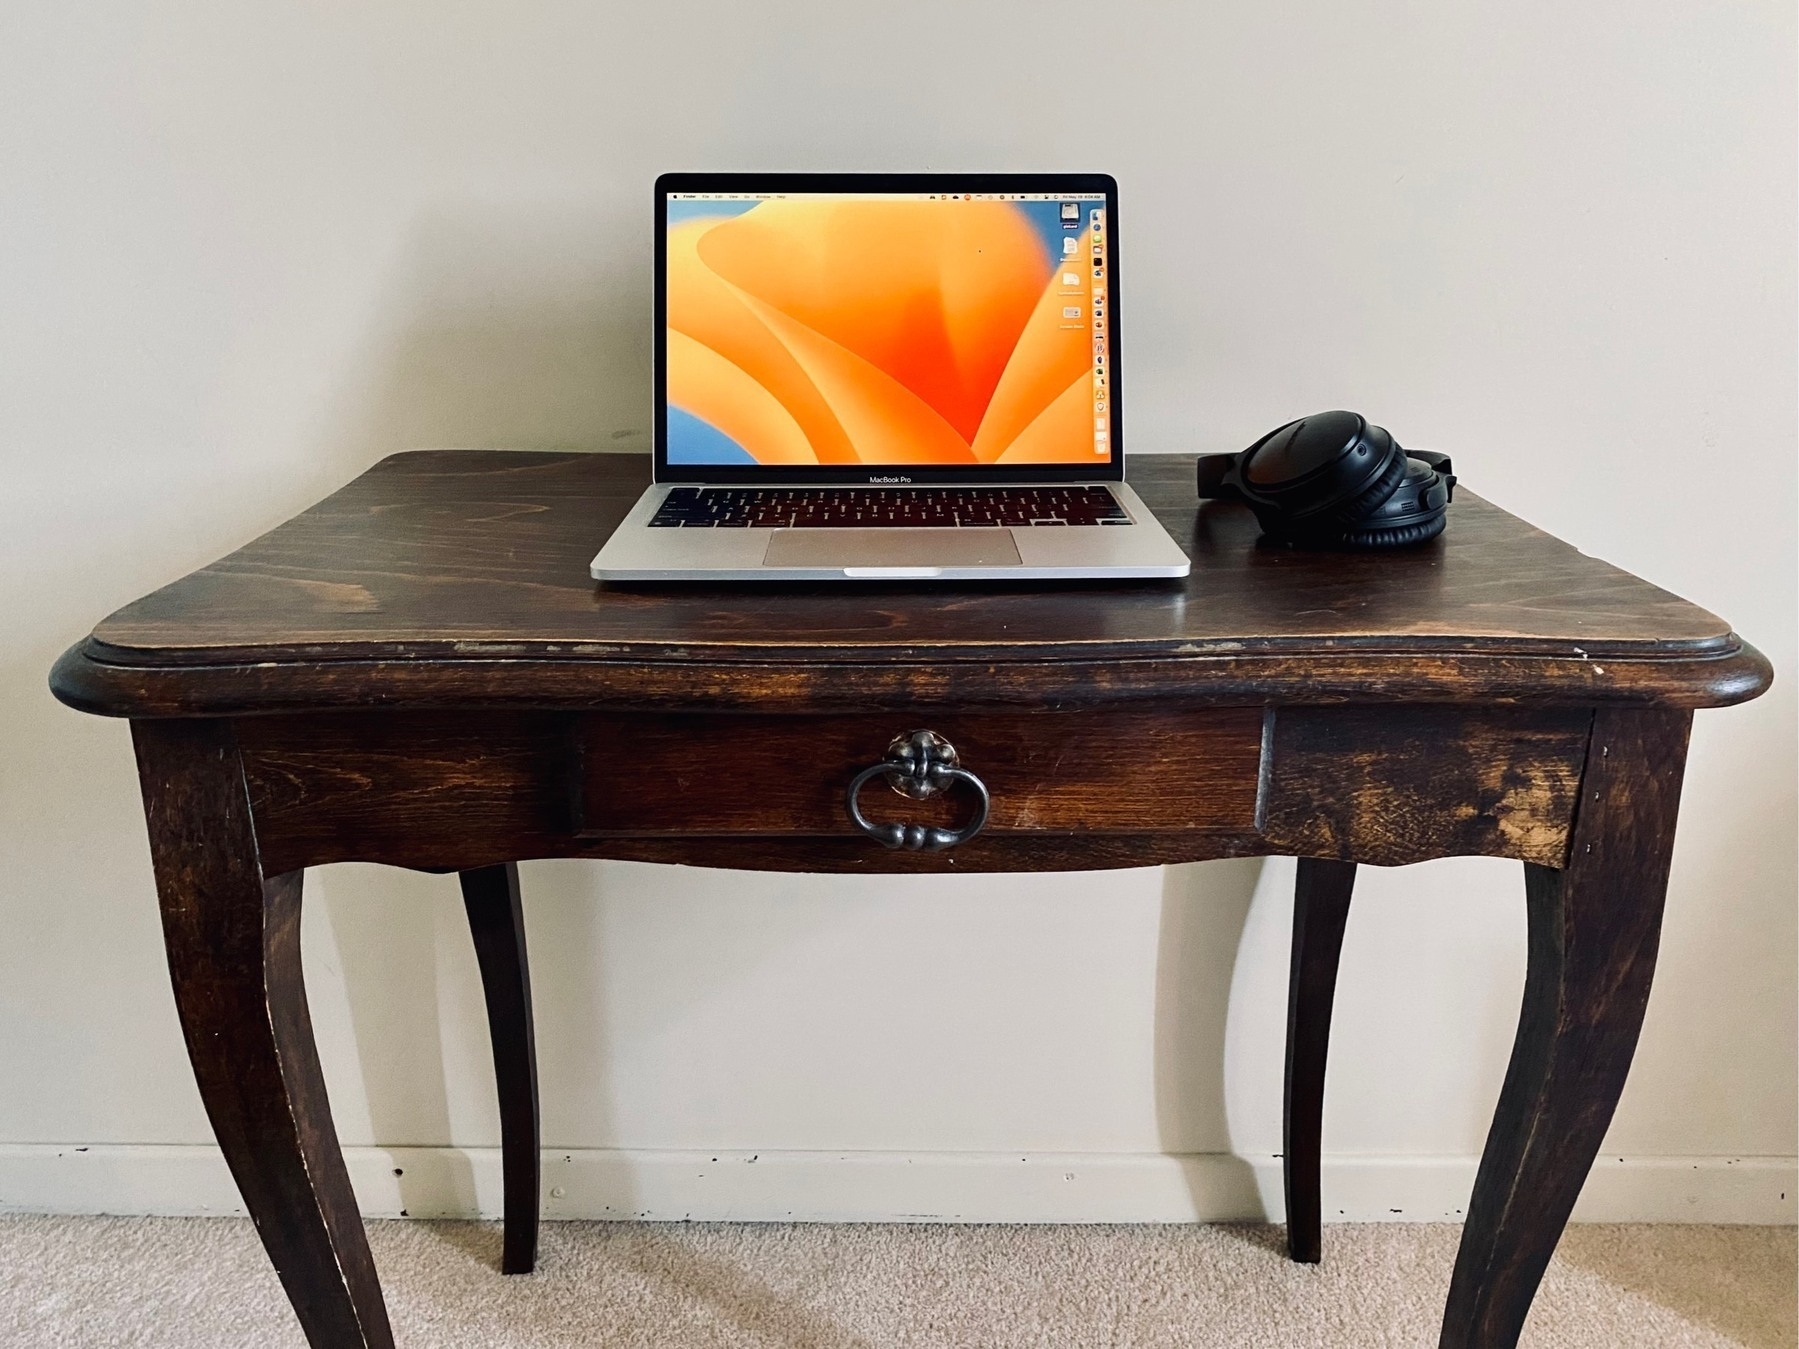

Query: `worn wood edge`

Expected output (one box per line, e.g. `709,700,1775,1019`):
81,625,1747,668
49,636,1774,719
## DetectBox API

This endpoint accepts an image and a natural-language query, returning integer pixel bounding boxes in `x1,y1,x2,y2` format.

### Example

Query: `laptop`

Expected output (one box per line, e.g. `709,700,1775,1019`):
591,172,1191,581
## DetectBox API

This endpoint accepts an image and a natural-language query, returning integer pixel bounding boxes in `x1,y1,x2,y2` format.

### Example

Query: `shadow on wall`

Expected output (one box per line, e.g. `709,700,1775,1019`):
318,857,626,1224
317,198,656,473
1154,857,1266,1218
308,201,650,1221
314,865,475,1219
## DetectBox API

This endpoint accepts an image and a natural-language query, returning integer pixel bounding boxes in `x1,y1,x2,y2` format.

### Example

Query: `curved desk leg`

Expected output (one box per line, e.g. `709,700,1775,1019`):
1283,858,1356,1264
459,862,540,1275
1440,708,1690,1349
133,719,393,1349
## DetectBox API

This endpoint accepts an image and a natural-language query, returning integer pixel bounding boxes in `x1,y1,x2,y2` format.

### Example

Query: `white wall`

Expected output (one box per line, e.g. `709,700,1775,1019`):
2,1,1792,1224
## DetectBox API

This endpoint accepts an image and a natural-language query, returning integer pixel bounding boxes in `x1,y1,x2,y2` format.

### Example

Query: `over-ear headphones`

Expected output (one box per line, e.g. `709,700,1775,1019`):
1195,411,1456,548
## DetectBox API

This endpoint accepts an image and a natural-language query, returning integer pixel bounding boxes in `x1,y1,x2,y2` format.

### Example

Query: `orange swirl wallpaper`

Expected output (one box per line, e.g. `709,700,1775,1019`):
664,196,1109,467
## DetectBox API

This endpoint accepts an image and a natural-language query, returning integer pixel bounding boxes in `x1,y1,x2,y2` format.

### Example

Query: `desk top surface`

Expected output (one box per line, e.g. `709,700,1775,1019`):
54,451,1770,716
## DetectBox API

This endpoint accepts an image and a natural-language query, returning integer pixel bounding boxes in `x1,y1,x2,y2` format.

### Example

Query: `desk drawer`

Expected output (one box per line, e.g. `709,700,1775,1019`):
576,708,1267,838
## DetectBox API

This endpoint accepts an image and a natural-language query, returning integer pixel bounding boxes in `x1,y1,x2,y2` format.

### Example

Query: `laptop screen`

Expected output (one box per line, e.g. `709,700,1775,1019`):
658,181,1115,479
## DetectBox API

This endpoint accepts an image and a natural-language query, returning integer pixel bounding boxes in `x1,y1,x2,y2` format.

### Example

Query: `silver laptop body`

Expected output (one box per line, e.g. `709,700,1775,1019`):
592,172,1190,582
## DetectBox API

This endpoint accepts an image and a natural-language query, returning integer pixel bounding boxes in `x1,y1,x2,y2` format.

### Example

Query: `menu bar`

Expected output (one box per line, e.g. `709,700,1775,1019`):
668,192,1106,202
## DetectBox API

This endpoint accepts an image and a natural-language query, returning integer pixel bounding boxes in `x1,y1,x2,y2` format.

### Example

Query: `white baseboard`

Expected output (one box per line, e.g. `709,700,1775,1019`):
0,1145,1790,1225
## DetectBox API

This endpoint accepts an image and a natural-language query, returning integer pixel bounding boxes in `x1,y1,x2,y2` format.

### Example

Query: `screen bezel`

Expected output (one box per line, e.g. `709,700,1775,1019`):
653,171,1123,485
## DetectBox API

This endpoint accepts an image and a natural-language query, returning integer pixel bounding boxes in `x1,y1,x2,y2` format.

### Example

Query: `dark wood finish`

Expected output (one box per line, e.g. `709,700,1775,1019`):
231,706,1592,876
458,864,539,1276
49,453,1769,719
133,719,393,1349
54,640,1769,719
1440,708,1690,1348
579,709,1265,837
1283,858,1357,1264
1260,706,1592,867
238,712,577,875
50,450,1770,1349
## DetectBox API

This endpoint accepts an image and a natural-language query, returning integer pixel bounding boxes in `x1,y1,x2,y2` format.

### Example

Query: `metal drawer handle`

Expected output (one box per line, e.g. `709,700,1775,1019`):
846,730,990,851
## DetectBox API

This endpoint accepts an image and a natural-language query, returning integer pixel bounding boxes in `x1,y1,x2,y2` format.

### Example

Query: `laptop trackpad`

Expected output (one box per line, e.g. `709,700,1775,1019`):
764,528,1022,571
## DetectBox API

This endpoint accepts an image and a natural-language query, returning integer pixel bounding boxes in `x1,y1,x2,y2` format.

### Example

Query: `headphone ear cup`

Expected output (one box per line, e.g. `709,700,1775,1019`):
1337,455,1451,547
1321,426,1410,527
1235,416,1409,531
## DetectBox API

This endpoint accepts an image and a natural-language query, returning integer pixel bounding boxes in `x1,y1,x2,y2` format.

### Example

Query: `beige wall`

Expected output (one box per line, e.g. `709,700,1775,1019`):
2,1,1793,1222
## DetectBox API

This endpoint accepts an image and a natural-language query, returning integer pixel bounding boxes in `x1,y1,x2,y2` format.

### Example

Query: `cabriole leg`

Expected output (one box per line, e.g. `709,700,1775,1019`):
1439,708,1690,1348
1283,857,1356,1263
459,862,540,1274
134,719,393,1349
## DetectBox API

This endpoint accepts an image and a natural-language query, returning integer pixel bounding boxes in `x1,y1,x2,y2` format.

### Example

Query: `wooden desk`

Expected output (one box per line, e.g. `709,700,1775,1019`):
51,451,1770,1349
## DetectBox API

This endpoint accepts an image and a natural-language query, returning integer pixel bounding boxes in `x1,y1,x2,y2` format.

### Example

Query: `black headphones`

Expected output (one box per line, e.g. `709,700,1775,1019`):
1195,411,1455,548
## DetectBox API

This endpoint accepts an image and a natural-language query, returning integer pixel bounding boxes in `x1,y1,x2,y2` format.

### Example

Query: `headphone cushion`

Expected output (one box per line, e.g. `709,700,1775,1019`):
1338,513,1447,548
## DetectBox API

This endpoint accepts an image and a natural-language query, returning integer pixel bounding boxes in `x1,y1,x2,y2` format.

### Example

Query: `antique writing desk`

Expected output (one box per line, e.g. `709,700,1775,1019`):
51,451,1770,1348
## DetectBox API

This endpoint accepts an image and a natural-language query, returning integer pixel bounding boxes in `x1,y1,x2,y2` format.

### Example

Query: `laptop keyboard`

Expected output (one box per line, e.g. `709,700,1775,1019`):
649,486,1131,529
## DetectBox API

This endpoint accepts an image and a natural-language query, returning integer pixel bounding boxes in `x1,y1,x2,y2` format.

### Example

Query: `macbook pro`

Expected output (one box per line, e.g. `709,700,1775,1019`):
591,172,1191,581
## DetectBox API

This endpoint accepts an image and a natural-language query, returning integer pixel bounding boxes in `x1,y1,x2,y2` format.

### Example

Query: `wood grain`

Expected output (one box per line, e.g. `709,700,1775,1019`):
48,452,1771,718
579,709,1265,837
236,706,1596,874
1440,708,1690,1348
1260,706,1592,867
133,719,393,1348
239,711,577,875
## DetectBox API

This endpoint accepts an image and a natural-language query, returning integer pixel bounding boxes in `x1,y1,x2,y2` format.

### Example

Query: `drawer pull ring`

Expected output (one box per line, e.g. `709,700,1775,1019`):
846,730,991,851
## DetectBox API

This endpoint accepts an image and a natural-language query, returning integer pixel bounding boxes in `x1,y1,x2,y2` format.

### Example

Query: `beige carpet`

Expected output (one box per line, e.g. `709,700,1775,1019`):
0,1217,1791,1347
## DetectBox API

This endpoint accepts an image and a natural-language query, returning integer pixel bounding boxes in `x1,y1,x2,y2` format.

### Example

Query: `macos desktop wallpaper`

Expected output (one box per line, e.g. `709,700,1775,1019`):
664,194,1111,468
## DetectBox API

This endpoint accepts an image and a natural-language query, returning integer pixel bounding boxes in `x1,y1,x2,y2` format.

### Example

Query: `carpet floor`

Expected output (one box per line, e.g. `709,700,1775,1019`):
0,1217,1791,1347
